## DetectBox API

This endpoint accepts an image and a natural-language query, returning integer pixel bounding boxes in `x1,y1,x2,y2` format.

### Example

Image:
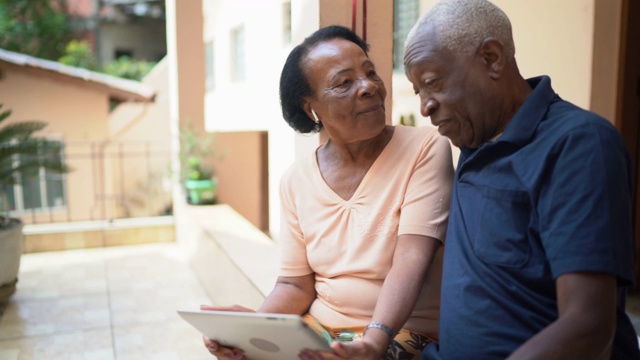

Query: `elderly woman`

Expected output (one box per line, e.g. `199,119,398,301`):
203,25,453,360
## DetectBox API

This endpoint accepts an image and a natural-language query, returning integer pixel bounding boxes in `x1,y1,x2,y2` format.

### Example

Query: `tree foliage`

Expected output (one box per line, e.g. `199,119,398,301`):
0,104,70,225
0,104,69,185
103,56,157,81
0,0,72,60
58,40,98,70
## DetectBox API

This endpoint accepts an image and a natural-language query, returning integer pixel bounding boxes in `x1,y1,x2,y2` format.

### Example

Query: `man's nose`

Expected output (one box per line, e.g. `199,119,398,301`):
422,98,438,117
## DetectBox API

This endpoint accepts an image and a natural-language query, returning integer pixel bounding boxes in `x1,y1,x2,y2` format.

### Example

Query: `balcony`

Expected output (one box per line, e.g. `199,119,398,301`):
0,204,279,358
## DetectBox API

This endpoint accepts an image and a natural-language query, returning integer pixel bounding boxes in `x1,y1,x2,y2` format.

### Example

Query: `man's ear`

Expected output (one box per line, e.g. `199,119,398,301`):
478,38,506,79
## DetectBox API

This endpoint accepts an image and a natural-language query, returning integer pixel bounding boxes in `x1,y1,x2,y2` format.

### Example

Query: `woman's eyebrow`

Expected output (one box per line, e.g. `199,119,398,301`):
329,59,375,83
329,68,354,83
362,59,375,68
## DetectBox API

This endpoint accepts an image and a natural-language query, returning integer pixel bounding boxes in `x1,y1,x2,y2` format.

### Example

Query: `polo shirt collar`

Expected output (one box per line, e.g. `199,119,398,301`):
495,75,557,146
460,75,557,160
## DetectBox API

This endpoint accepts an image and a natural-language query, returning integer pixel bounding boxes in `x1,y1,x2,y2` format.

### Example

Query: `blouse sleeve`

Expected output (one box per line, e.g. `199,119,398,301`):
277,165,314,277
399,131,454,242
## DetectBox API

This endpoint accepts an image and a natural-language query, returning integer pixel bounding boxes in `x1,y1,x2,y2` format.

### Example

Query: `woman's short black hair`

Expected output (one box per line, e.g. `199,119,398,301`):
279,25,370,133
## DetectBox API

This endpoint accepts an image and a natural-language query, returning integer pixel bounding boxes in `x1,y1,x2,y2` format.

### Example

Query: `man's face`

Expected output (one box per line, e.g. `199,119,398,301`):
404,29,495,149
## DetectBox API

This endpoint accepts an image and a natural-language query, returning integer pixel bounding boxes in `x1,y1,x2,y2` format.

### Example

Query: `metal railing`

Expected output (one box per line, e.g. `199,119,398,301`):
9,140,173,225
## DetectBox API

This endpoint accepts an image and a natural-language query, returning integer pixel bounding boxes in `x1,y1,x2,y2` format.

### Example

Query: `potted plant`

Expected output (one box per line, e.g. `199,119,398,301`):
179,124,220,205
0,104,69,303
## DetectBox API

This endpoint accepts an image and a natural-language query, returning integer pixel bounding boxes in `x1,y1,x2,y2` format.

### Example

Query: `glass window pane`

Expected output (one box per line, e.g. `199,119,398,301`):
393,0,419,71
205,41,215,88
18,153,41,210
46,170,66,207
21,174,42,210
232,25,246,81
1,183,16,211
282,2,292,45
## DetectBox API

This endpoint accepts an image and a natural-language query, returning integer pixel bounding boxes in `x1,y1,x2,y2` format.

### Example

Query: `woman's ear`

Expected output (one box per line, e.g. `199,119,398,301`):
311,109,320,123
302,101,319,123
478,38,506,79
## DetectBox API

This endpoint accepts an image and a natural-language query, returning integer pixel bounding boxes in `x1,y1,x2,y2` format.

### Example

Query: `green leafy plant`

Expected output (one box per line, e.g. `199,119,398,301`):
399,113,416,126
185,156,211,181
58,40,98,70
103,56,157,81
0,104,70,227
178,123,222,182
0,0,72,60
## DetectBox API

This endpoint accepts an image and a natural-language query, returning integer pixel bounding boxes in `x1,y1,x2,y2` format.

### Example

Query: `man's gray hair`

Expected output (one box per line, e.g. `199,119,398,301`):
406,0,515,60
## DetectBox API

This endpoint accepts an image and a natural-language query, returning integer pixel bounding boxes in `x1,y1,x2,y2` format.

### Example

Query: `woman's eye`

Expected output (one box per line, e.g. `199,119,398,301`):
368,71,381,80
332,79,352,90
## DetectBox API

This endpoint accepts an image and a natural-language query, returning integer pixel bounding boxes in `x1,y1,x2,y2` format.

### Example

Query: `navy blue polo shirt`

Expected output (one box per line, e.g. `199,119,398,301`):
423,76,639,359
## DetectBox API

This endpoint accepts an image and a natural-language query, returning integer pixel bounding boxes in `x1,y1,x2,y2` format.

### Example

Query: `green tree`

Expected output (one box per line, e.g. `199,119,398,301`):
0,0,72,60
103,56,157,81
58,40,98,70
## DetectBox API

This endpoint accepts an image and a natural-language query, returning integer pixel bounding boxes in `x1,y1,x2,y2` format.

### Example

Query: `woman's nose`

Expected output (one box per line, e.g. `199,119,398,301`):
358,77,379,97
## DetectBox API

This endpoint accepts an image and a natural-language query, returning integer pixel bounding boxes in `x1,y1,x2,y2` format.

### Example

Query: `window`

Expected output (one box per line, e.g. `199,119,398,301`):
282,2,292,45
393,0,419,71
231,25,246,82
205,40,215,89
1,146,67,214
114,48,134,60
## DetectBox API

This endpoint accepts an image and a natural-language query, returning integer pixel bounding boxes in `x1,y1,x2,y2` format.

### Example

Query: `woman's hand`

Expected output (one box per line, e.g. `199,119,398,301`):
203,335,246,360
200,304,255,359
300,338,387,360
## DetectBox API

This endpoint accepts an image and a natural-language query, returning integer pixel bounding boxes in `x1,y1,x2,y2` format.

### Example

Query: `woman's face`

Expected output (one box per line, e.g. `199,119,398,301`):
303,38,387,144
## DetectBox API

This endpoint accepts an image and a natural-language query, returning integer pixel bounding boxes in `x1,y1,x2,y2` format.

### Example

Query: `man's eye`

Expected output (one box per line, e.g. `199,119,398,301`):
425,78,438,88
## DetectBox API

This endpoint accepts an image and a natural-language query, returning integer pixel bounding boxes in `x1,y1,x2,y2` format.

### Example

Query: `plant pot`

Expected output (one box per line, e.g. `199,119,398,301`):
0,218,23,303
184,178,218,205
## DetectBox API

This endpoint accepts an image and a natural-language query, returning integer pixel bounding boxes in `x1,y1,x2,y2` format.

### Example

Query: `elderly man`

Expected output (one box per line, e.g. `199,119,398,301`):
404,0,640,359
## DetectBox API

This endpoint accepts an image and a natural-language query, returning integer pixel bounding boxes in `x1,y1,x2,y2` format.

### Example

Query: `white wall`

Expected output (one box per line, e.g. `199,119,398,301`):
203,0,320,237
492,0,594,109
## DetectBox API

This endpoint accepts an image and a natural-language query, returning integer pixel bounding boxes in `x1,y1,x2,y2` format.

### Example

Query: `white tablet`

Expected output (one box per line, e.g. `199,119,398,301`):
177,310,333,359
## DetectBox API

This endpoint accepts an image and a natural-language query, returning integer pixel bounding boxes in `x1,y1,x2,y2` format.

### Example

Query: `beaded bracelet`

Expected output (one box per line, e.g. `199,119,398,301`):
364,321,395,342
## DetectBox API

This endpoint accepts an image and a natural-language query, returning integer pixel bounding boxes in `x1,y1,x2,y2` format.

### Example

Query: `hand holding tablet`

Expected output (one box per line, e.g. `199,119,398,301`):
178,308,333,360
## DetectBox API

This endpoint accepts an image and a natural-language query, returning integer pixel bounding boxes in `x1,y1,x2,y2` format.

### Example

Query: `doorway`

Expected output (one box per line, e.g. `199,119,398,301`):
616,0,640,290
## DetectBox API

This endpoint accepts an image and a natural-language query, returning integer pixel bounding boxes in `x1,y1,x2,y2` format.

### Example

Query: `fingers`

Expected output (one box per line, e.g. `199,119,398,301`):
203,335,219,355
330,341,349,356
299,349,329,360
299,342,350,360
203,335,216,348
324,341,375,359
202,336,245,359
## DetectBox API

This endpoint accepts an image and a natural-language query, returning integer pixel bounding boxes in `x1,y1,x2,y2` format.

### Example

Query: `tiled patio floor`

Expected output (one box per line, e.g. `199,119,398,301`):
2,240,640,360
0,243,213,360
